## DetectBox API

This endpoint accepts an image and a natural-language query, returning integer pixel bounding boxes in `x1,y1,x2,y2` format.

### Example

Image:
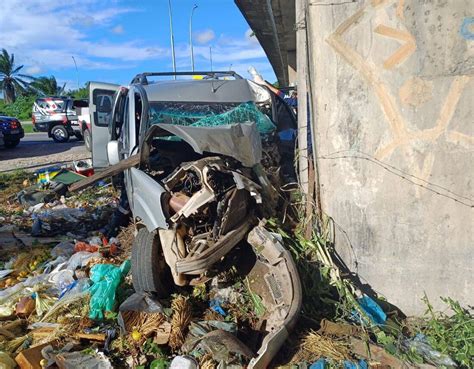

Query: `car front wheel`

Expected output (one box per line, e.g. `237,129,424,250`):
131,227,173,297
51,125,69,143
4,139,19,148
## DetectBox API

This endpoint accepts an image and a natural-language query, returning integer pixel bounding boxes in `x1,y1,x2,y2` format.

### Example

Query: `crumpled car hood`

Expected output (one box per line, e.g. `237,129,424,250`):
141,122,262,167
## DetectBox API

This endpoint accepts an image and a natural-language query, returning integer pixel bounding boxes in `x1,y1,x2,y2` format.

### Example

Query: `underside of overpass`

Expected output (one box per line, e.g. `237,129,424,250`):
235,0,296,86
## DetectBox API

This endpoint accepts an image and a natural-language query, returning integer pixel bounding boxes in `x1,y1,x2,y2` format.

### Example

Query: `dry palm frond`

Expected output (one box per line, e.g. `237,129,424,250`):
199,353,216,369
118,224,135,253
122,311,165,337
41,292,90,322
293,330,351,363
169,295,192,351
2,334,29,354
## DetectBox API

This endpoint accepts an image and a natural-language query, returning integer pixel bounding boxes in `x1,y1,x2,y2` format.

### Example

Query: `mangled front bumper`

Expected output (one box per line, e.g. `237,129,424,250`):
246,225,302,369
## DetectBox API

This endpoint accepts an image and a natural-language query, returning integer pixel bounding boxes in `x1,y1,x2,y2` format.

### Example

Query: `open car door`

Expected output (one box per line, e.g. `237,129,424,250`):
89,82,120,168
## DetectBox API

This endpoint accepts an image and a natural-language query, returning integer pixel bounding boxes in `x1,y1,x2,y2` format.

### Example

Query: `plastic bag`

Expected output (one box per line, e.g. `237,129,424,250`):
402,334,457,367
88,260,131,320
352,295,387,326
66,251,102,271
48,269,75,291
50,241,75,258
169,356,198,369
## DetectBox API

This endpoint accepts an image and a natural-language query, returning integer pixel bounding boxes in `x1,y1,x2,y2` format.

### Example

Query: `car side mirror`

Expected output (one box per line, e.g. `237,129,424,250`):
107,140,120,165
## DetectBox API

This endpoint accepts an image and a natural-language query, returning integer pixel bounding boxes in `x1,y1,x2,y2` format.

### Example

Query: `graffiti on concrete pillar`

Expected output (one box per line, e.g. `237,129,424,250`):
373,25,416,69
326,0,473,198
460,17,474,40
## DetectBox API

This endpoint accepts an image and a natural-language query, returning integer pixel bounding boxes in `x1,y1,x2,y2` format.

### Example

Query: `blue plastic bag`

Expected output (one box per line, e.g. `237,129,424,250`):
352,295,386,326
209,299,226,316
309,358,326,369
343,360,368,369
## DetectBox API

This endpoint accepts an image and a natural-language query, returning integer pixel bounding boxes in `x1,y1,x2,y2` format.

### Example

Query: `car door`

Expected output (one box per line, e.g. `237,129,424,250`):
89,82,120,168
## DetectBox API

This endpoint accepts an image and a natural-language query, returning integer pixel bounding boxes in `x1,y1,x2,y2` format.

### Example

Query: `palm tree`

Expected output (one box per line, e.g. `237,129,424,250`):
0,49,33,103
30,76,66,96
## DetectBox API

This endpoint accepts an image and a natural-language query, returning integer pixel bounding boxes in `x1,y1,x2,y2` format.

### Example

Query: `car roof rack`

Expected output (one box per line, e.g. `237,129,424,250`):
131,71,243,84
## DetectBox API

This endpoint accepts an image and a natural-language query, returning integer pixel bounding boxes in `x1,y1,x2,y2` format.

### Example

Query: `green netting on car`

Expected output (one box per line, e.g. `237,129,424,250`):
148,101,275,134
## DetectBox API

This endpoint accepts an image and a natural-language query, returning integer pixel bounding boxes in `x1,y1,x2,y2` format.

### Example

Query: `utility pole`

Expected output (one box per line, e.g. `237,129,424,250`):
168,0,177,79
189,4,198,71
209,46,213,71
71,56,79,89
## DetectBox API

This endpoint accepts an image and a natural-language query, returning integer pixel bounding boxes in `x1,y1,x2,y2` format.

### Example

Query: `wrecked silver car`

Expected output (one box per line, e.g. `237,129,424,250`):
88,71,301,368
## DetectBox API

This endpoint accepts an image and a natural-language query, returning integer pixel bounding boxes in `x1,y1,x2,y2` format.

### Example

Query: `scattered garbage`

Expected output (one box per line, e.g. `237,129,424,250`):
0,161,470,369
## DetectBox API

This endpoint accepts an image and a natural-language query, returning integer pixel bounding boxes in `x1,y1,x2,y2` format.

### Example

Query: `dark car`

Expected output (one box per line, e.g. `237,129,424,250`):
0,116,25,148
32,97,83,143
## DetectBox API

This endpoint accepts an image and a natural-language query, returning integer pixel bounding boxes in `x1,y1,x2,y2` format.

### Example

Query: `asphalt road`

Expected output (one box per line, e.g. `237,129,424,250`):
0,132,91,172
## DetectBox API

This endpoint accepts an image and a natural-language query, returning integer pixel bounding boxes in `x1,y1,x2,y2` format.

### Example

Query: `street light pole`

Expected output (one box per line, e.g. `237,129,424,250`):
189,4,198,72
167,0,177,79
71,56,79,89
209,46,213,71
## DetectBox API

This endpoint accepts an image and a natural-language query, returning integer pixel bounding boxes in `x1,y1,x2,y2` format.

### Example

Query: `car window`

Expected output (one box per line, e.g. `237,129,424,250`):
92,90,115,127
100,96,112,112
147,101,275,134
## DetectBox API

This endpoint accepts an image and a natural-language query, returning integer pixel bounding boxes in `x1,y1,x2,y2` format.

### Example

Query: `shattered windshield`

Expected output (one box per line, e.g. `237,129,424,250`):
147,101,275,134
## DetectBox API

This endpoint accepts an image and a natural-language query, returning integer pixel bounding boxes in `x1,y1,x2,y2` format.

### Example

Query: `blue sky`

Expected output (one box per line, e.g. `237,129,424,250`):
0,0,275,90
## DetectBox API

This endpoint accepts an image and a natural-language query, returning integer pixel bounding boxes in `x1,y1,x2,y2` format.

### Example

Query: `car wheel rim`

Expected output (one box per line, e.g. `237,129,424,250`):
53,128,65,140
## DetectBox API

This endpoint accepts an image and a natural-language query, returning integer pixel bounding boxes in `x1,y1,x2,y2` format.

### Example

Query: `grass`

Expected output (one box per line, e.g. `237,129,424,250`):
22,124,35,134
418,296,474,367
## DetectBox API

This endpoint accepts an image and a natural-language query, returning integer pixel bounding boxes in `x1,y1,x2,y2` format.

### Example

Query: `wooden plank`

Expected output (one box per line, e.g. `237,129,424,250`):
15,341,57,369
68,154,140,192
75,332,106,341
30,327,57,340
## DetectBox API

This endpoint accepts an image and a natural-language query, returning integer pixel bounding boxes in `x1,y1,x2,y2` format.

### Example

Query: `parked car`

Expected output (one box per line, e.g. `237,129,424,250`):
89,71,300,368
0,131,4,147
32,97,84,143
0,116,25,148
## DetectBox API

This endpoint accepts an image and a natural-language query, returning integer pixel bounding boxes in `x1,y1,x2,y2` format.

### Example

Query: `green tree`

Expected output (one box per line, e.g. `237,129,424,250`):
30,75,66,96
69,83,89,99
0,49,33,103
0,95,37,120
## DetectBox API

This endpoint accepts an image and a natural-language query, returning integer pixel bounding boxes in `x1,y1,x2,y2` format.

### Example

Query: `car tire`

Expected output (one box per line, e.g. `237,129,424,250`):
132,227,173,297
4,140,20,148
83,129,92,152
51,125,69,143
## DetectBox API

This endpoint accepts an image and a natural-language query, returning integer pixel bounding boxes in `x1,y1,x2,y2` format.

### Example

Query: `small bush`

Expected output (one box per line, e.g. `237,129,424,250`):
0,95,37,120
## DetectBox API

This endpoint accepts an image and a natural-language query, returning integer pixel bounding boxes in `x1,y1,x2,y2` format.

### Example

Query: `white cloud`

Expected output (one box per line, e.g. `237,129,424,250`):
111,25,124,34
0,0,275,81
245,28,259,45
195,29,215,44
0,0,151,71
25,65,42,75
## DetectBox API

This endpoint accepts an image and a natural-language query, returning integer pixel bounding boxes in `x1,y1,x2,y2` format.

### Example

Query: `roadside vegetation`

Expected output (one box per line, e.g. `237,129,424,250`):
0,48,88,120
